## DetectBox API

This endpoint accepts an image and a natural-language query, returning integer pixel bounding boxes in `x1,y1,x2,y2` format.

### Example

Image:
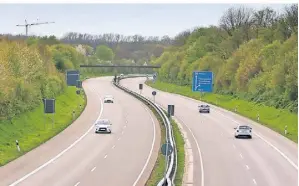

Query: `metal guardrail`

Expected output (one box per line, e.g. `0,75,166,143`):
113,75,177,186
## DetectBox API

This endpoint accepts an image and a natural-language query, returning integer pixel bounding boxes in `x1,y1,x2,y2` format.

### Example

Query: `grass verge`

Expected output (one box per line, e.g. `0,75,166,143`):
80,72,114,80
144,107,166,186
145,109,185,185
170,117,185,185
0,86,86,166
146,81,298,143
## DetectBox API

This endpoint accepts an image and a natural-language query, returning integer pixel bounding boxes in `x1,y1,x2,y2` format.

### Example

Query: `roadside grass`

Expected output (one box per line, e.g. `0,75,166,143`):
145,107,166,186
146,81,298,143
170,117,185,185
0,86,86,166
80,72,114,80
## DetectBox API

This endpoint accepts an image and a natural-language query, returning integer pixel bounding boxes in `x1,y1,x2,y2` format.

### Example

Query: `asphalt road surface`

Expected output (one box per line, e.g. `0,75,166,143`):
0,77,161,186
120,77,298,186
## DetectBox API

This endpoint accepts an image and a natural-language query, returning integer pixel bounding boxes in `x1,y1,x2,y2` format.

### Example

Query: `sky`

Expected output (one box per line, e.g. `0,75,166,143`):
0,3,291,38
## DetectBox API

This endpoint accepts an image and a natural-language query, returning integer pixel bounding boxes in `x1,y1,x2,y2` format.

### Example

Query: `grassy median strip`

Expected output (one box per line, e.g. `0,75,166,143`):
146,108,185,186
145,107,166,186
146,81,298,143
0,87,86,166
169,117,185,185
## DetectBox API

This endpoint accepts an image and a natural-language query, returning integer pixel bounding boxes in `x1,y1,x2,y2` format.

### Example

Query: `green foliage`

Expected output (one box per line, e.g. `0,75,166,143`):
50,44,85,72
0,87,85,166
95,45,115,61
151,5,298,113
0,37,87,121
0,36,88,166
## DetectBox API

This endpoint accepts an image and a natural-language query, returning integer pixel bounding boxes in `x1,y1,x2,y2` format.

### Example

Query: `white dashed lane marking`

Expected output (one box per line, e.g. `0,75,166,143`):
245,165,250,170
91,167,96,172
239,153,243,159
252,179,257,185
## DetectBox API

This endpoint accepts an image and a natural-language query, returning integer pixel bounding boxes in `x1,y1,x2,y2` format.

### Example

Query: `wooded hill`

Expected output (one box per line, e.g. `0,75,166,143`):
150,4,298,113
0,36,88,120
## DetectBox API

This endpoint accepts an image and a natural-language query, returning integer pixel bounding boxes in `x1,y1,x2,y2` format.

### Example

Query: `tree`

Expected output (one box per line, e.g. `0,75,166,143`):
95,45,115,61
219,6,254,40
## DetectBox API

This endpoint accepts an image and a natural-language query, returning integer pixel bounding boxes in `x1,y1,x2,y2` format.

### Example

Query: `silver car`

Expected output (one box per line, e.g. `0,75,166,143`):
95,119,112,134
198,105,210,113
104,95,114,103
234,125,252,139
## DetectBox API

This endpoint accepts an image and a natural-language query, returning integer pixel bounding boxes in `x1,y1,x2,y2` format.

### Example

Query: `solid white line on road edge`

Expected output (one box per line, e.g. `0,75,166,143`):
104,155,108,159
155,103,203,186
132,105,156,186
91,167,96,172
252,179,257,185
173,117,193,185
175,116,204,186
74,182,80,186
213,109,298,170
9,87,105,186
245,165,250,170
112,145,116,149
239,153,244,159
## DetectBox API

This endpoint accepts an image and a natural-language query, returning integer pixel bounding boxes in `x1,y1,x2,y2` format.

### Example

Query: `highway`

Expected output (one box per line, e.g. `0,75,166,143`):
120,77,298,186
0,77,160,186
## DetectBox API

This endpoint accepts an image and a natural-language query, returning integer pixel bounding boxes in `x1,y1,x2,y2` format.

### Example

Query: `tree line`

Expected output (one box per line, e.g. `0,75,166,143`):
0,36,88,121
150,4,298,113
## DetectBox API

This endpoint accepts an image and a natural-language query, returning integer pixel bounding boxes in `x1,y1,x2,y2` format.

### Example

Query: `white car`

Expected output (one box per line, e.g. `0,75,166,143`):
234,125,252,139
95,119,112,133
104,95,114,103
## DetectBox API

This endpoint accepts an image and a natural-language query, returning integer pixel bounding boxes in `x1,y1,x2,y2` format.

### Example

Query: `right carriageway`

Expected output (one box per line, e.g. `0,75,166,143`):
120,77,298,186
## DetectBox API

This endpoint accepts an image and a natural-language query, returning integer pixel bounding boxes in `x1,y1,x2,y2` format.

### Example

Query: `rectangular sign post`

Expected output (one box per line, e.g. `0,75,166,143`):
192,71,213,99
139,84,143,94
152,73,157,83
167,105,174,117
76,80,82,88
42,99,55,129
66,70,80,86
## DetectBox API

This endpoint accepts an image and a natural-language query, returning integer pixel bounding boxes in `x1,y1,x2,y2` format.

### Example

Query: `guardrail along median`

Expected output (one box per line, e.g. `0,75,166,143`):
113,75,178,186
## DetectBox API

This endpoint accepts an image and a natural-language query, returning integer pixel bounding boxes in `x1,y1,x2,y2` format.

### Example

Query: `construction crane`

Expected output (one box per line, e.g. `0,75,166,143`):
16,19,55,36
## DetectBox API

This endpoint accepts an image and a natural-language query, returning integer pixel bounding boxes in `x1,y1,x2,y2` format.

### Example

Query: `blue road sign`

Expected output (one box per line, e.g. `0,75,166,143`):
192,71,213,92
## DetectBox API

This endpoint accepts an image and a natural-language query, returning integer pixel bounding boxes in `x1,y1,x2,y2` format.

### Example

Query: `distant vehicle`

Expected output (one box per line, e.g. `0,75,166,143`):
95,119,112,133
198,104,210,113
234,125,252,139
104,95,114,103
120,74,124,77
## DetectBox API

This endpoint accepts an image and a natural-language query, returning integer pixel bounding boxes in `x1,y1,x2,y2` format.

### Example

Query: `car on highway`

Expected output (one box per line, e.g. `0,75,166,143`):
95,119,112,133
234,125,252,139
104,95,114,103
198,104,210,113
